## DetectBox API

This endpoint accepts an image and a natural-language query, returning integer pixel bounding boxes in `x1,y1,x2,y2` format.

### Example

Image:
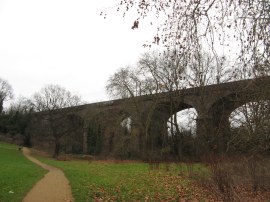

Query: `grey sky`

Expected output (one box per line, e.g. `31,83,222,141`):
0,0,157,103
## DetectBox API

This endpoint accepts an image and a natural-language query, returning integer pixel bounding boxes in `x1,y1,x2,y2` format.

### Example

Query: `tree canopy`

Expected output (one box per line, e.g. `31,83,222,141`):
32,84,81,112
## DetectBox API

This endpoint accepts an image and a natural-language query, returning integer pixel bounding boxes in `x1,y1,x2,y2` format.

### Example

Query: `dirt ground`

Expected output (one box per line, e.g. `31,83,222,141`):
22,147,74,202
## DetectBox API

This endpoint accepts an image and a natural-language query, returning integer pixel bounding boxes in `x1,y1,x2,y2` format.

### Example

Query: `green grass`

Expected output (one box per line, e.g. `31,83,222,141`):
0,142,47,202
38,157,211,202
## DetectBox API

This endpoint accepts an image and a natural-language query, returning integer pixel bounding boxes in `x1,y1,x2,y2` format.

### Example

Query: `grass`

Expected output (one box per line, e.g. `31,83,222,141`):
37,157,213,202
1,142,269,201
0,142,47,202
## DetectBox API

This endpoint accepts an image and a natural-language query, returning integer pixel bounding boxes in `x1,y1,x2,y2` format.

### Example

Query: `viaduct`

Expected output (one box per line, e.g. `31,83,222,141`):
27,77,270,157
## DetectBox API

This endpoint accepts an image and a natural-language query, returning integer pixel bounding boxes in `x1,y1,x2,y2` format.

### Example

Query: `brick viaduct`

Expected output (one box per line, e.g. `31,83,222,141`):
27,77,270,156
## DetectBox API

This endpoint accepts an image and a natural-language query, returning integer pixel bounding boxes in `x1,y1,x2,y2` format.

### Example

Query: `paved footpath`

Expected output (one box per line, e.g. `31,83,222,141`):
22,148,74,202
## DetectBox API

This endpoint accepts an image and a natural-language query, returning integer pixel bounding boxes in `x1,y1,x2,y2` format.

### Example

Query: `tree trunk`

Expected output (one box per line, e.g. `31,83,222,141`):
173,113,183,160
0,100,3,114
53,137,61,158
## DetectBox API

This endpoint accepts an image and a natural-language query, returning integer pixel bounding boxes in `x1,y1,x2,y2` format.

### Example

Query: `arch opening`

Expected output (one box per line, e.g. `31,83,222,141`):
112,115,138,159
165,108,198,158
120,116,132,135
167,108,198,136
229,100,270,153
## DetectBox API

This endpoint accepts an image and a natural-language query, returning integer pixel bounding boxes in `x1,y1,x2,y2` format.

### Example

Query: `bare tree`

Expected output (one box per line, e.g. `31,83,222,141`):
8,97,34,114
138,51,187,92
32,84,82,158
103,0,269,77
106,67,141,98
185,51,232,87
0,78,14,114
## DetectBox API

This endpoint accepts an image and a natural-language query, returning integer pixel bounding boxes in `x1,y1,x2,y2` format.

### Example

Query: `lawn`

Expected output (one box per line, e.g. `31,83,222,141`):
38,157,213,202
0,142,46,202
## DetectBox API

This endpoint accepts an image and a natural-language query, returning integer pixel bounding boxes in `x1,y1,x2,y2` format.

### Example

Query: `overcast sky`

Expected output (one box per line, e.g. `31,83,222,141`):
0,0,159,104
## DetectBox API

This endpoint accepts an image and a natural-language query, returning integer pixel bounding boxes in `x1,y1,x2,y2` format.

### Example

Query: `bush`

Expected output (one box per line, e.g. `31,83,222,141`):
206,155,234,201
200,154,270,201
